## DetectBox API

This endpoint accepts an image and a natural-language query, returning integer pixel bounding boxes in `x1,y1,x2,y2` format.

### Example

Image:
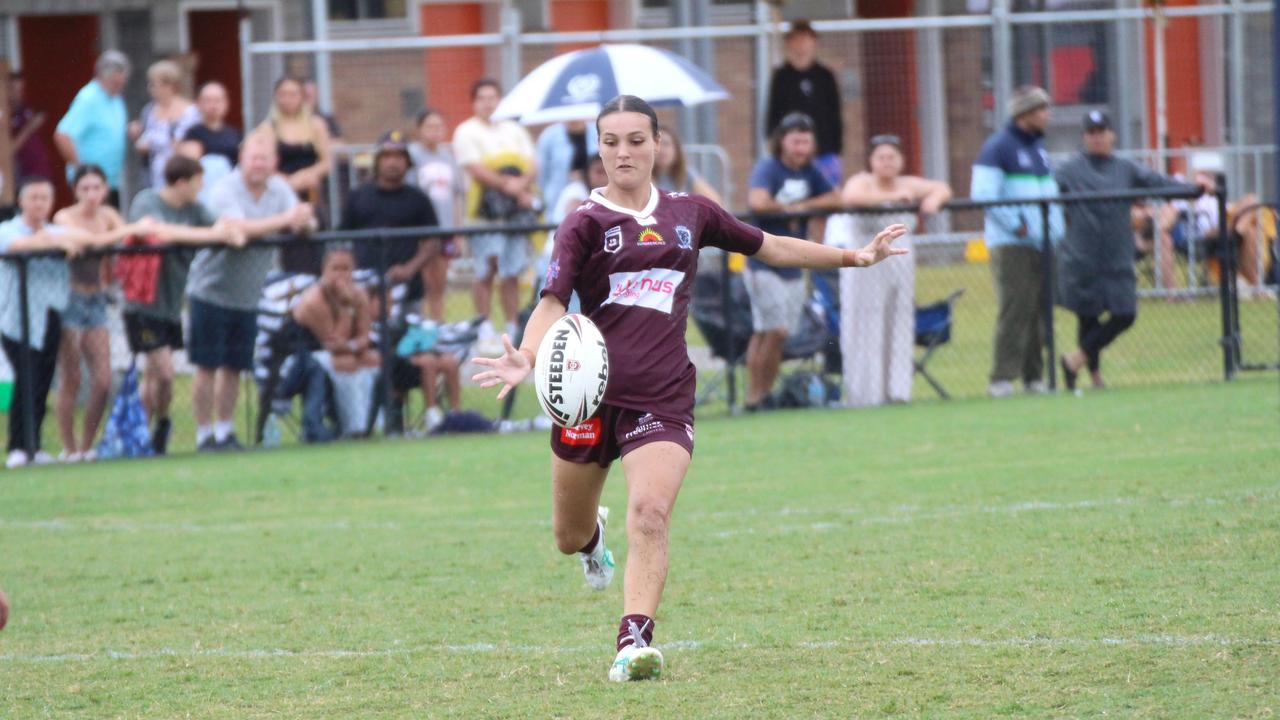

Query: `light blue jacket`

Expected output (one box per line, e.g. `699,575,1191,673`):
970,122,1065,250
537,123,598,212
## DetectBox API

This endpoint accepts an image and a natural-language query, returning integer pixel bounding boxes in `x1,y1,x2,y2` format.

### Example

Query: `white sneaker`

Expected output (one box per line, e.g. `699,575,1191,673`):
425,406,445,432
58,450,83,463
32,451,55,465
5,450,28,469
987,380,1014,398
608,645,664,682
81,449,97,463
1024,380,1049,395
579,506,615,591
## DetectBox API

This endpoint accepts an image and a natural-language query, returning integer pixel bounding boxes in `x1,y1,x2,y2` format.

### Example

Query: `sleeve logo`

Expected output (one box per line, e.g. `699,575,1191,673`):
603,225,623,254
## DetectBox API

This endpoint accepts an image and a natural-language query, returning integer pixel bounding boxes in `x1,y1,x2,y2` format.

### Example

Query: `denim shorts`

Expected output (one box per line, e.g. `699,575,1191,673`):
62,291,110,331
470,232,530,281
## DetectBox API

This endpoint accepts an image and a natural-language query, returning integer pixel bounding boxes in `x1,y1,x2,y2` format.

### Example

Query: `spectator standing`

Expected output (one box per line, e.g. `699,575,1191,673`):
342,130,438,434
841,133,952,406
291,244,379,438
124,155,245,454
183,81,242,169
409,108,464,322
970,86,1065,398
537,119,598,215
765,21,844,187
744,112,842,411
343,131,439,309
51,166,122,461
8,73,53,182
0,178,135,468
130,60,200,191
190,132,314,451
1055,111,1192,391
54,51,131,207
452,79,538,347
260,76,331,273
653,124,722,204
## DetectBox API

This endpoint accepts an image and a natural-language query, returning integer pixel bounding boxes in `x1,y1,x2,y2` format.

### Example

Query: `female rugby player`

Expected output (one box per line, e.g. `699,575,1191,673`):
473,95,907,681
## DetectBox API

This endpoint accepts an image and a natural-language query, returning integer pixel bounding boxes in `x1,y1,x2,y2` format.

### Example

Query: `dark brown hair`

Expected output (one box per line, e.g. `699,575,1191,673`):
596,94,659,138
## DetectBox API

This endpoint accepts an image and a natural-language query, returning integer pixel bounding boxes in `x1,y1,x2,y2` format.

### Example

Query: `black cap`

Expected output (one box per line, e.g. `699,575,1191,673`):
777,111,815,134
375,130,411,160
1083,110,1111,132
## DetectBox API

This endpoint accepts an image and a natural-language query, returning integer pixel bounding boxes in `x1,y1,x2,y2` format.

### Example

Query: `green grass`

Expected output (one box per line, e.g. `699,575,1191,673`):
1,378,1277,718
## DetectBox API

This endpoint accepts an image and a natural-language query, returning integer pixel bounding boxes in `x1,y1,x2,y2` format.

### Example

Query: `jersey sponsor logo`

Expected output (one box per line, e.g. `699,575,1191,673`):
624,413,666,442
685,423,694,442
637,228,665,246
561,418,603,447
576,201,596,213
675,225,693,250
603,225,623,253
601,268,686,314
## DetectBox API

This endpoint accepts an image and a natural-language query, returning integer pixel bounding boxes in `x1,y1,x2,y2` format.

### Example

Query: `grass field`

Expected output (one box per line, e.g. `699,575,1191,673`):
1,377,1276,718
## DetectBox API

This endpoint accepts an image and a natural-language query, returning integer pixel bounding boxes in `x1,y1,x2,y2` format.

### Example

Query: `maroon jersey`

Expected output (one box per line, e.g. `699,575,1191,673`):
542,186,764,417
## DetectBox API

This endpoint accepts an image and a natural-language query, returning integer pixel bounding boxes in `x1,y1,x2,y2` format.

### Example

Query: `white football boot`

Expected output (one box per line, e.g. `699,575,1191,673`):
579,506,615,591
608,618,664,682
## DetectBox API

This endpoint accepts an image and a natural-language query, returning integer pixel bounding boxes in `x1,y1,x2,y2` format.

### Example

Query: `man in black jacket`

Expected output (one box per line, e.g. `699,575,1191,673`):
765,21,844,187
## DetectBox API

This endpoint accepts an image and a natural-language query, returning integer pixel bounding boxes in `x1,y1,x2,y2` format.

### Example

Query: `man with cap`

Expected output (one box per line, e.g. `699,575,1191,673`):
339,129,440,432
1054,111,1193,391
971,85,1065,398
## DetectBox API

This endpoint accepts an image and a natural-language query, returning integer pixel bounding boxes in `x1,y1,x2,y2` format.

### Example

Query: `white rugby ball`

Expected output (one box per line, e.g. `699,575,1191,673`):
534,314,609,428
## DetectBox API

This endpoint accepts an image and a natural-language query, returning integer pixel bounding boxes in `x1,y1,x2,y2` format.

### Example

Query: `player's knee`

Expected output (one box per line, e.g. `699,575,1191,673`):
628,500,671,540
553,524,592,555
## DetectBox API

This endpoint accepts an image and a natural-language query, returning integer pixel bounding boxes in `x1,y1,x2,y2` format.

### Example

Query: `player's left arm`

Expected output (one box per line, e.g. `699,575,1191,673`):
756,224,909,269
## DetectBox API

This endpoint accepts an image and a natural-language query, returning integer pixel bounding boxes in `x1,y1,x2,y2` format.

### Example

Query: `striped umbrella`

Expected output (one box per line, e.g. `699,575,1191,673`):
492,44,729,125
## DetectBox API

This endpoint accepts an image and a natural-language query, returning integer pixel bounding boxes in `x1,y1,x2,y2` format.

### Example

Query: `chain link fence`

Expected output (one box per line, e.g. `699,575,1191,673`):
3,180,1269,463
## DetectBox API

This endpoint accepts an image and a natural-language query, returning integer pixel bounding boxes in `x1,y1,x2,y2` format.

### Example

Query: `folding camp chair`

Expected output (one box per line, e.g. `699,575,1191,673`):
914,289,964,400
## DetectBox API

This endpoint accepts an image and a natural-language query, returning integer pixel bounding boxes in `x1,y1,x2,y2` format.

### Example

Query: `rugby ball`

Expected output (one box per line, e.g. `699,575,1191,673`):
534,314,609,428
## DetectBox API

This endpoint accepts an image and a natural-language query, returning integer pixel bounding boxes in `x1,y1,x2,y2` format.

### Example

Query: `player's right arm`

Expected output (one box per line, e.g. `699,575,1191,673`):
471,294,566,400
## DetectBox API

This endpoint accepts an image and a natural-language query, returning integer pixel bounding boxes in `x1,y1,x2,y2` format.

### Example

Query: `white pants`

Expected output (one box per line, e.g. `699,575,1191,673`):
312,351,377,435
840,234,915,407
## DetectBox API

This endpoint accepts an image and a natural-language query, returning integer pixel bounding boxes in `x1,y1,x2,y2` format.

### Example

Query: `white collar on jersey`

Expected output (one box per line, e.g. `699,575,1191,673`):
588,184,660,226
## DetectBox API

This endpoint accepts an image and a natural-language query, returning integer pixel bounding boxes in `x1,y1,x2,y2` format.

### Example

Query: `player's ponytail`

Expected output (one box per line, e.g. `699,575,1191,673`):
597,95,660,139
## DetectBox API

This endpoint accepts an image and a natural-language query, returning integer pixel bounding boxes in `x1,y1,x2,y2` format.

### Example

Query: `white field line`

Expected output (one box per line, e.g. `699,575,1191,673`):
3,634,1277,665
2,485,1277,537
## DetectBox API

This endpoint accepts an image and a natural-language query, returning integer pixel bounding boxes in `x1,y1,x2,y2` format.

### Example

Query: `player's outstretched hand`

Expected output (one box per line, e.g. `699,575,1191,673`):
851,223,910,267
471,333,532,400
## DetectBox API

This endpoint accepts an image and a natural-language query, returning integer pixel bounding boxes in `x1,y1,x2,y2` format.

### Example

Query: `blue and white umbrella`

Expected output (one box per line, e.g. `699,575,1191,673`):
493,44,729,125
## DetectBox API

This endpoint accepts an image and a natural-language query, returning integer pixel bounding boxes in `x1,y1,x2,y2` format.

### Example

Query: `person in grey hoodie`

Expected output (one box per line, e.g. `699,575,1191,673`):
1054,110,1194,391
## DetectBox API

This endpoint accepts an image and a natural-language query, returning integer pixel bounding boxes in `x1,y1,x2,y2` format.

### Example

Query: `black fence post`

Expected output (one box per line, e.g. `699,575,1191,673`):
376,233,396,436
720,250,736,412
1040,200,1056,391
15,255,36,456
1215,175,1238,380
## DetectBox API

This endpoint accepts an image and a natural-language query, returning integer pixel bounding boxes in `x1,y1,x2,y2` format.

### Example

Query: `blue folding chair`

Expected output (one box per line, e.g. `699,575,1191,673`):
914,290,964,400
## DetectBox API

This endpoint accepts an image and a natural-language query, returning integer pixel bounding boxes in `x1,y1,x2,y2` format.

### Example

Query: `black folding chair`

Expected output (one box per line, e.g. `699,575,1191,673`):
914,289,964,400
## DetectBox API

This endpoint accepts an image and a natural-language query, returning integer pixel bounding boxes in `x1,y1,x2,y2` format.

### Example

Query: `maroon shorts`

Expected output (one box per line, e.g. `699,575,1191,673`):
550,403,694,468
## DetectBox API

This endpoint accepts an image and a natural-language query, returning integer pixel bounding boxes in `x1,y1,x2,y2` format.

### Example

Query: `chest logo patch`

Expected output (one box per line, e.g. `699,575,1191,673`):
675,225,693,250
601,268,686,314
603,225,623,254
637,228,665,246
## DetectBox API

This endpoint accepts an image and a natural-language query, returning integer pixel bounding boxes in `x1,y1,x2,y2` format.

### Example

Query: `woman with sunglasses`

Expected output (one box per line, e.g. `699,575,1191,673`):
840,133,952,406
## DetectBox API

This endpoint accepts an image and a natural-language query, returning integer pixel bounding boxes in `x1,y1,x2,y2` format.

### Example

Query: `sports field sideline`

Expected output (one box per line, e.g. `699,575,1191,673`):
1,377,1276,718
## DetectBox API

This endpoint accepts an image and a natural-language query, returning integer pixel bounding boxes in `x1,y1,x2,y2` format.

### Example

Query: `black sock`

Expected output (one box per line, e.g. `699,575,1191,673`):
577,523,601,555
617,614,655,652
